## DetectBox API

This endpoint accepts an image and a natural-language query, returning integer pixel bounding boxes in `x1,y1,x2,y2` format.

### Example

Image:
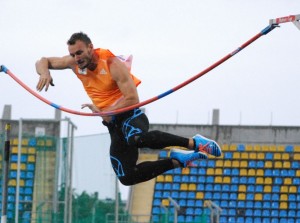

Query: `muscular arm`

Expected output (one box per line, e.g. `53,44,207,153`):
36,56,75,91
106,57,139,112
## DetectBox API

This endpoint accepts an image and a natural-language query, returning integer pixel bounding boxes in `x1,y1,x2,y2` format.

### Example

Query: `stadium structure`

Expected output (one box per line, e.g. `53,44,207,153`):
1,105,300,223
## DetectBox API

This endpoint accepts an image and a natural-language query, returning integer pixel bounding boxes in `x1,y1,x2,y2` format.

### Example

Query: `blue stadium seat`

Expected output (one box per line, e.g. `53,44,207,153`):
223,168,231,175
198,168,206,175
246,201,253,208
207,160,215,168
171,191,179,198
262,210,270,217
285,145,294,152
280,169,288,177
248,185,255,192
24,188,33,195
249,160,256,168
230,184,238,192
272,185,280,193
221,193,229,200
187,200,195,207
159,150,168,158
288,210,296,218
272,169,280,176
189,175,197,183
257,160,264,168
229,201,236,208
199,160,207,167
265,152,273,160
163,183,172,190
197,183,204,191
246,193,254,200
265,169,272,177
248,177,255,184
240,177,247,184
263,193,271,201
213,192,221,200
229,193,237,200
279,210,287,217
263,201,271,209
254,201,262,208
205,183,213,191
254,217,262,222
245,209,253,216
272,194,279,201
288,194,296,201
173,175,181,183
204,192,212,199
237,217,245,223
178,199,186,207
292,161,299,169
181,175,189,183
153,199,161,206
154,191,162,198
187,192,195,199
232,168,239,176
271,218,279,223
288,169,295,176
222,184,230,192
165,169,174,175
155,183,163,190
237,201,245,208
224,152,232,159
214,184,221,191
221,200,228,208
172,183,180,190
27,164,35,171
186,207,194,215
190,167,197,175
195,200,203,207
228,217,236,222
237,144,245,152
289,202,296,209
232,177,239,184
274,177,282,184
206,176,214,183
271,210,279,217
152,207,160,214
220,217,227,223
245,217,253,223
8,187,16,194
179,191,187,199
198,176,205,183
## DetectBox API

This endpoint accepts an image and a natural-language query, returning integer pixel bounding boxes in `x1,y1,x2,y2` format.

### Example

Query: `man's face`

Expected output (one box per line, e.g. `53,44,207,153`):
68,40,93,69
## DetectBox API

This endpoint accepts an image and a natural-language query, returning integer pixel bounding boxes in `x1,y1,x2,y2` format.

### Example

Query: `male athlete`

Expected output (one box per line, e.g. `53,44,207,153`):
35,32,221,185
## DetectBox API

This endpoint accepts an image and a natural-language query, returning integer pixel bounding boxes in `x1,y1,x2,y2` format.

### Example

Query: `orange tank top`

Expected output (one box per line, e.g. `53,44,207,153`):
74,48,141,109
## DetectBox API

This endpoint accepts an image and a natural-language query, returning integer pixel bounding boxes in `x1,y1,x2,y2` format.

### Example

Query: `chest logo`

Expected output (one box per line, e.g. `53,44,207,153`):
78,68,87,75
100,68,107,75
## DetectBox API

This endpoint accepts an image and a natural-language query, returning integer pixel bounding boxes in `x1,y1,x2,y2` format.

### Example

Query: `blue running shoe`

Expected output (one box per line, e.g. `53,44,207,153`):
193,134,222,157
170,148,207,167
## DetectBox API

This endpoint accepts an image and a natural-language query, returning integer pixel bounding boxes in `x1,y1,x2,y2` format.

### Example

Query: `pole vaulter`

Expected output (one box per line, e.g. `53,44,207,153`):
1,14,299,116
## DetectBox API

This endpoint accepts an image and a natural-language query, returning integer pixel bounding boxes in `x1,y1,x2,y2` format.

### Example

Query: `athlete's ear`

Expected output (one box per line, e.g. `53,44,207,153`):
88,43,94,50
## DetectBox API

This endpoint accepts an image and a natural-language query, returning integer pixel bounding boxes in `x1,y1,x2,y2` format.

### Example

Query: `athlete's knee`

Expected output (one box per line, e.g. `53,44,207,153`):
136,130,164,149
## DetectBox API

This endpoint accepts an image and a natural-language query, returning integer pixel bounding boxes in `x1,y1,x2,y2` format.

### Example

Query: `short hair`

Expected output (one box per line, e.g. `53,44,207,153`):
67,32,92,45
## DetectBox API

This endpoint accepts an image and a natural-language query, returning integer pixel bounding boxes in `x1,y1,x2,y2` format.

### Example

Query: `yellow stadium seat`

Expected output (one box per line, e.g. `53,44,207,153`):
274,153,281,160
22,139,29,146
241,153,249,159
265,178,272,185
156,175,164,182
280,186,288,193
294,145,300,152
165,175,173,182
265,161,273,168
283,161,290,169
161,199,169,206
245,145,253,151
284,178,292,185
46,139,53,147
222,144,229,151
180,183,188,190
28,147,36,154
207,168,214,175
224,160,231,167
239,185,246,192
249,153,257,159
215,168,223,175
188,184,196,191
216,160,223,167
289,186,297,193
11,147,18,154
294,154,300,160
254,145,261,151
255,193,262,201
223,177,231,184
238,193,246,200
257,153,265,160
261,145,270,151
280,202,288,209
12,138,19,145
280,194,288,201
37,139,45,146
256,177,264,184
277,145,285,152
232,160,240,168
256,169,264,176
10,163,18,170
229,144,237,151
0,155,2,161
196,192,204,199
182,168,190,175
233,152,241,159
240,169,248,176
264,185,272,193
8,179,16,186
215,176,222,183
274,161,282,168
269,145,277,152
240,161,248,168
248,169,256,176
297,170,300,176
28,155,36,163
281,153,289,160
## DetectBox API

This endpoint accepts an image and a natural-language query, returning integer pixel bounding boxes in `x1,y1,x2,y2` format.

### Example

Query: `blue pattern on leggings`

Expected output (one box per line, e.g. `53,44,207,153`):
122,109,143,143
110,156,125,177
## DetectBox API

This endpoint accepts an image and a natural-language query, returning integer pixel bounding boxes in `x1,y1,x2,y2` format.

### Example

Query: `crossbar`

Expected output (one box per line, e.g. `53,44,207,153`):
269,14,300,30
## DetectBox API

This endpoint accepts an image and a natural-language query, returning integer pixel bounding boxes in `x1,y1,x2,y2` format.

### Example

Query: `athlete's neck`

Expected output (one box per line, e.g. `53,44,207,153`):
87,51,99,71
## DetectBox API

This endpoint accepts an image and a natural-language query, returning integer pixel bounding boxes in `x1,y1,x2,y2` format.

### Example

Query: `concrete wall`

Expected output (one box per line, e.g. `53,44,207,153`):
149,124,300,145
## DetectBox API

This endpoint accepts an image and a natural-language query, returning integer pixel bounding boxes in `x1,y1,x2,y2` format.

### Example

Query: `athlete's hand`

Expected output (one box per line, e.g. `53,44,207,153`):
81,103,100,113
36,73,55,92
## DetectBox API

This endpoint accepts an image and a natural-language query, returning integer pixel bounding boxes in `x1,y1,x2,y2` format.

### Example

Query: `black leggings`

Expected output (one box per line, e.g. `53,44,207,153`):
103,108,189,185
